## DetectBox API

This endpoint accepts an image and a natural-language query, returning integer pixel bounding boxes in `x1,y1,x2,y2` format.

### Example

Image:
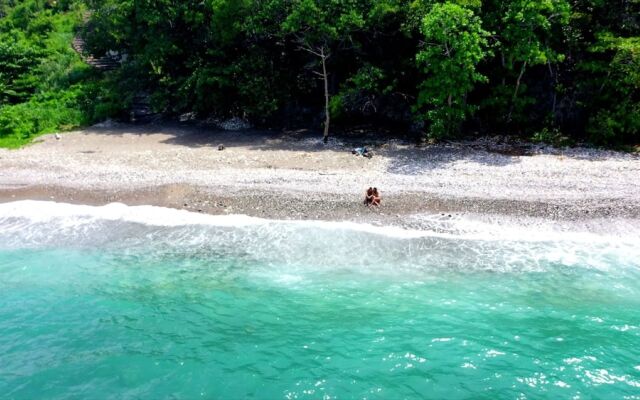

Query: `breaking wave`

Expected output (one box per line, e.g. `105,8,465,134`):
0,201,638,280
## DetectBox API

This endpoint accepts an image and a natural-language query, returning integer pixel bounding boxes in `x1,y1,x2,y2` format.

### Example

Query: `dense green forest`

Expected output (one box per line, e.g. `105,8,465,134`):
0,0,115,147
1,0,639,148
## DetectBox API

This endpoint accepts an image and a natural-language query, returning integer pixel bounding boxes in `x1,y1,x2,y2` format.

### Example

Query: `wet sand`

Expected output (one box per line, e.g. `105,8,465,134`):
1,122,639,226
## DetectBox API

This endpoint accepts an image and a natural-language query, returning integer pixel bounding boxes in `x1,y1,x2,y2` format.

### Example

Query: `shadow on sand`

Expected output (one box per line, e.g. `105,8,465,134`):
87,121,640,176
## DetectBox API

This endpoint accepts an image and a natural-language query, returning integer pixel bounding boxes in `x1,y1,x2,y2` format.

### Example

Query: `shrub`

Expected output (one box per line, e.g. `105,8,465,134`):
587,104,640,146
0,90,86,148
531,127,574,147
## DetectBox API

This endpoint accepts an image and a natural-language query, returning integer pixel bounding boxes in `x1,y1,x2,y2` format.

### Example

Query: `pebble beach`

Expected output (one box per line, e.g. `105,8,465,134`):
1,122,639,228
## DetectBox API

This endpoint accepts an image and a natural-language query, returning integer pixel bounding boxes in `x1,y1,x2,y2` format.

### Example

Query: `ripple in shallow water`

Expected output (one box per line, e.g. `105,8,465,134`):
0,202,639,399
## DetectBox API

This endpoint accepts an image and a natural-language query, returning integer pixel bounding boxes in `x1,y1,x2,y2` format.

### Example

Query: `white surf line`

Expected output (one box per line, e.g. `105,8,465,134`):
0,200,638,245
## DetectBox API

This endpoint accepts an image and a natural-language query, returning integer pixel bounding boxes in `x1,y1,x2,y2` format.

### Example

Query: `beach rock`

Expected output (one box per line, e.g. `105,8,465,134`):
217,117,252,131
179,112,196,122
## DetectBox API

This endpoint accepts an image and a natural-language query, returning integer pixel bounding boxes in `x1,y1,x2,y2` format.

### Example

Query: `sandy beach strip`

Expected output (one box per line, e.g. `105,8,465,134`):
0,122,639,225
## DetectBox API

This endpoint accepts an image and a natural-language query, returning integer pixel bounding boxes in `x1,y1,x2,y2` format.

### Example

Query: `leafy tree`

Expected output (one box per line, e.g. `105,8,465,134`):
564,0,640,145
0,36,42,105
415,2,490,138
584,34,640,145
0,0,117,148
2,0,639,148
481,0,570,130
281,0,366,142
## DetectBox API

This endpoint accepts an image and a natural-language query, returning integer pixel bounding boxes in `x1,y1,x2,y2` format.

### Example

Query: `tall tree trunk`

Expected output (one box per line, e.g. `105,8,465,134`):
548,61,557,123
321,47,330,144
501,52,506,86
507,60,527,123
298,41,331,143
447,93,453,135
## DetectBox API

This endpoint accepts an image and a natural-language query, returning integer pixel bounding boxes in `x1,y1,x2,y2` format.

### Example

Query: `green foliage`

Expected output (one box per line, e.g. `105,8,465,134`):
330,65,392,122
415,2,490,139
588,104,640,146
1,0,639,148
0,0,122,148
281,0,366,43
347,66,387,93
76,0,640,146
0,90,85,148
499,0,570,67
580,32,640,145
480,0,571,129
0,37,43,104
531,127,573,147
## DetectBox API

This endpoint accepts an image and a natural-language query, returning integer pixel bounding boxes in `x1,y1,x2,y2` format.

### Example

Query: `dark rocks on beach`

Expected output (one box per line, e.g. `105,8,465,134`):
215,117,252,131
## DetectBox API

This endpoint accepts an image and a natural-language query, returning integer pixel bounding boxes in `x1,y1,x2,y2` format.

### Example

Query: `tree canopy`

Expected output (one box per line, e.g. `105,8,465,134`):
1,0,639,147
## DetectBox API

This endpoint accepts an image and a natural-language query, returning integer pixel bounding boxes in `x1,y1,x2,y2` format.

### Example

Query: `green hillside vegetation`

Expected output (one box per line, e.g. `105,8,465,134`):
1,0,639,148
0,0,120,148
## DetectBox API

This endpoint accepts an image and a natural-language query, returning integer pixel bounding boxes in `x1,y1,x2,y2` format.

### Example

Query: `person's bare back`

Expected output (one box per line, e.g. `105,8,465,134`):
371,188,381,206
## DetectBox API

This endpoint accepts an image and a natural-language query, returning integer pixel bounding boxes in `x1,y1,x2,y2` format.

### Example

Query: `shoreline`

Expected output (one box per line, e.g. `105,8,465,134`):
1,123,639,227
1,183,638,226
3,196,640,245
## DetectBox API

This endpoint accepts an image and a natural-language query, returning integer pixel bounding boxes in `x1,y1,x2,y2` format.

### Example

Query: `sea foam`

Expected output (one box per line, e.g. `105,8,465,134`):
1,200,638,244
1,201,639,279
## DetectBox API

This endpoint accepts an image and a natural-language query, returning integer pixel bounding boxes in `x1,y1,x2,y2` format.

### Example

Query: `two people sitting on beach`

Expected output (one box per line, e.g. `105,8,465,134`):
364,187,381,207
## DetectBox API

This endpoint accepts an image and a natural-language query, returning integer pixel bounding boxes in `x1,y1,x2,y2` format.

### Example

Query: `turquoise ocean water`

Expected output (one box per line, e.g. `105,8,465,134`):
1,202,639,399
